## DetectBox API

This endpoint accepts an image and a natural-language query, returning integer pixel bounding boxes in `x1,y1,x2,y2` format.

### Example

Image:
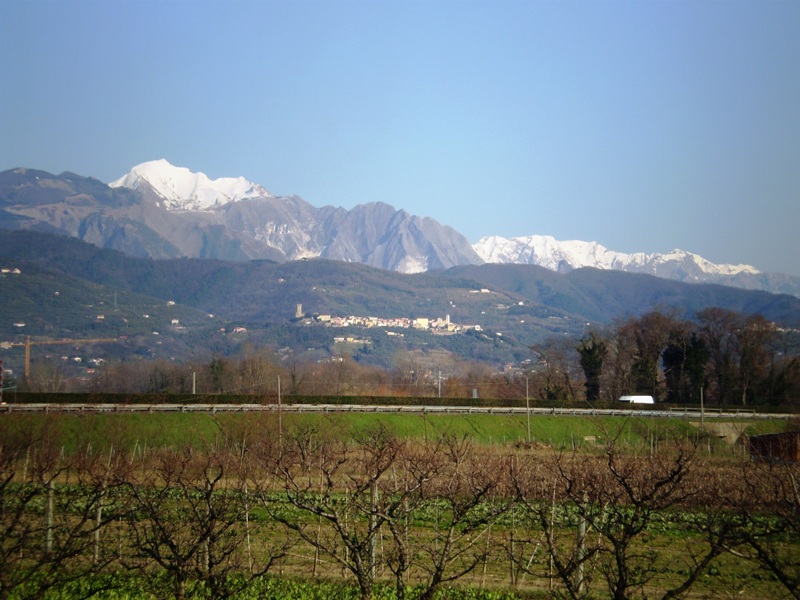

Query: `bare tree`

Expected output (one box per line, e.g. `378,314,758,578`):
631,311,682,400
697,307,741,405
722,459,800,598
28,360,68,393
380,439,447,600
266,424,401,600
603,320,639,403
732,315,778,406
512,434,727,600
413,435,512,600
120,444,286,599
0,433,124,600
531,337,581,401
392,349,434,397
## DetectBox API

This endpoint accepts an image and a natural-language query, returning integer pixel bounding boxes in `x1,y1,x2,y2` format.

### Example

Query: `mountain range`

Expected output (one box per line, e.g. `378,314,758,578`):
2,230,799,372
473,235,800,297
1,160,799,298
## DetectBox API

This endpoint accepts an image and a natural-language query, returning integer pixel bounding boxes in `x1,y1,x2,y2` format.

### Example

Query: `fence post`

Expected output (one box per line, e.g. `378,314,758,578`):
370,479,378,581
575,492,587,594
45,478,55,553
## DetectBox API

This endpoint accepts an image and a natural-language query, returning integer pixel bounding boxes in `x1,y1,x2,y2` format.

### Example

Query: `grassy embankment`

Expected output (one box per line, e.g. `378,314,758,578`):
0,410,789,455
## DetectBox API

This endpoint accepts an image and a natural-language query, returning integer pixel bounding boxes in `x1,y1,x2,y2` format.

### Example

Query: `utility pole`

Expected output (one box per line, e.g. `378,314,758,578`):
526,376,531,443
277,375,283,450
700,385,705,430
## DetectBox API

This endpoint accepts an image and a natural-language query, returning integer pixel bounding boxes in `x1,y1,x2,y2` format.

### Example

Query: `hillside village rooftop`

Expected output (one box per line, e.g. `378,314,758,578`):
306,313,481,333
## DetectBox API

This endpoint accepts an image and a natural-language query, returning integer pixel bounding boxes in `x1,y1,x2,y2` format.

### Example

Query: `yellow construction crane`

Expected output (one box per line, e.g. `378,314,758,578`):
0,336,117,380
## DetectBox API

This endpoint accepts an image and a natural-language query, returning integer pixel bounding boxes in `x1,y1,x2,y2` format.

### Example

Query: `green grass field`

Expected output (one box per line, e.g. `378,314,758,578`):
1,409,796,600
0,410,788,456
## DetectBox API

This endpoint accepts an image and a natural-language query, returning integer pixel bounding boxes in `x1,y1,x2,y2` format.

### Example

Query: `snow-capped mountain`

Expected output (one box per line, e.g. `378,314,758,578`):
2,160,799,297
474,235,759,279
472,234,800,297
0,163,481,274
109,159,272,211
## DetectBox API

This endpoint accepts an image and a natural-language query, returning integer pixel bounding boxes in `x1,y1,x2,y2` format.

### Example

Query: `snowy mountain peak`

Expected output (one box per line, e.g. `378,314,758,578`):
474,235,760,279
109,159,272,211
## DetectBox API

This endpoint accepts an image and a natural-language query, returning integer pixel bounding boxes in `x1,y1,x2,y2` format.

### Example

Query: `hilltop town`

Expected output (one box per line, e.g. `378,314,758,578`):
296,304,482,335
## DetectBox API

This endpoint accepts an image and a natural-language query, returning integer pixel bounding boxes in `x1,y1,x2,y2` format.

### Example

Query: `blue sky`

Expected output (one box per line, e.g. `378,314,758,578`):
2,0,799,275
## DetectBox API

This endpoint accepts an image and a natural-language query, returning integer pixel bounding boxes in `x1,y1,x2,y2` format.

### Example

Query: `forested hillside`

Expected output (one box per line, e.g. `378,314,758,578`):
1,230,799,406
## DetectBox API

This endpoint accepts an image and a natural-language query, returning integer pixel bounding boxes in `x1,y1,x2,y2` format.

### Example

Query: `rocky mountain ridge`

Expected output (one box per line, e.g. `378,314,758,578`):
472,235,800,297
1,161,798,297
0,163,481,273
473,234,758,277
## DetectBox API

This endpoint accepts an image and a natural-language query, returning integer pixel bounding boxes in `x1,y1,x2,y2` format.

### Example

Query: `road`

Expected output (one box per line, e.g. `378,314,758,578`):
0,402,793,420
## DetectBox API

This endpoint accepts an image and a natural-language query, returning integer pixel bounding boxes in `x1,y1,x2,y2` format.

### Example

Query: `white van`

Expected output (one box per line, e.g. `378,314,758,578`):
618,395,655,404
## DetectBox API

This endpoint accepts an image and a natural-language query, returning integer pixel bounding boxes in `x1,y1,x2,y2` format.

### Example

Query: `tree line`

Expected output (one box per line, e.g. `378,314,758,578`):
21,307,800,409
575,307,799,407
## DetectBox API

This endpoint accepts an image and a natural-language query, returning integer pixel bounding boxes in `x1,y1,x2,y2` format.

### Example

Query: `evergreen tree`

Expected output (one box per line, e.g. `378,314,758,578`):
685,333,709,403
578,332,607,402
